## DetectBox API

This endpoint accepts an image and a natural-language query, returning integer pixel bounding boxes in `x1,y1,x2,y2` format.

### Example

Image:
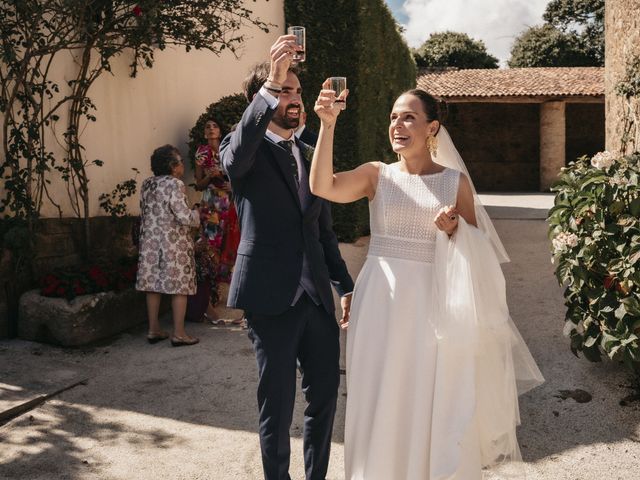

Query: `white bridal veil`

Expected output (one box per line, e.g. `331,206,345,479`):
433,126,510,263
429,127,545,478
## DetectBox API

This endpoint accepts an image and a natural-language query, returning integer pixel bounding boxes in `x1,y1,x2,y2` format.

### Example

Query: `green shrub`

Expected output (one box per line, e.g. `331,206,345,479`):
548,151,640,375
285,0,416,241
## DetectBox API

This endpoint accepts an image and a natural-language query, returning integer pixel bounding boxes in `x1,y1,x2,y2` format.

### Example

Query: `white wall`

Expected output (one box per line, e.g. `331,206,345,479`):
2,0,284,218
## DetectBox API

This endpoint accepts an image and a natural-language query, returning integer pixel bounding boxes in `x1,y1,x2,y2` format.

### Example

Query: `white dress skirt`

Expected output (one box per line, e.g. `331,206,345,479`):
344,163,543,480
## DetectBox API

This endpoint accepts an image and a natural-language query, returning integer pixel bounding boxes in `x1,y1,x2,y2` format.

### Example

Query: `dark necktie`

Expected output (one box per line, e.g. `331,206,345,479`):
277,140,318,305
278,140,299,187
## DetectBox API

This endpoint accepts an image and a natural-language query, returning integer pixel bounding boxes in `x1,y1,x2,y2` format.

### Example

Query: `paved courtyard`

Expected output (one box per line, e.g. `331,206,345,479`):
1,194,639,479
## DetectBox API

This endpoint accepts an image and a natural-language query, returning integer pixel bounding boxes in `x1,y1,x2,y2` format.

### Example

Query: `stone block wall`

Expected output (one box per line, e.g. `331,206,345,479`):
443,101,604,191
0,216,137,339
566,103,605,163
444,103,540,191
605,0,640,152
32,216,137,273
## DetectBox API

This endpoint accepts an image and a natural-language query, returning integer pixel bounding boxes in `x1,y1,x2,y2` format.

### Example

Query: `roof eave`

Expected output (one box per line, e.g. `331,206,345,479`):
437,94,604,103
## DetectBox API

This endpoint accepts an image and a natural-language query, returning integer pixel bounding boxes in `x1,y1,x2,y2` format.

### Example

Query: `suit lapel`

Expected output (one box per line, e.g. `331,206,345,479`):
266,138,302,210
296,139,320,211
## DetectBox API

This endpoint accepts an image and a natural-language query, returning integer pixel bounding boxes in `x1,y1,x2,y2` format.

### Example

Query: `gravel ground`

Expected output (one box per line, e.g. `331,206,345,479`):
1,198,639,480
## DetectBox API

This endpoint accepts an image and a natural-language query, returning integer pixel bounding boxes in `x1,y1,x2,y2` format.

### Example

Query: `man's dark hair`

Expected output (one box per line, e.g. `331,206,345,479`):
150,144,182,176
242,61,300,102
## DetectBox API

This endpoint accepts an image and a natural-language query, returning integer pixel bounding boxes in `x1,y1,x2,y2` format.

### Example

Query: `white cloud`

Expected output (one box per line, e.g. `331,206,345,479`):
401,0,549,65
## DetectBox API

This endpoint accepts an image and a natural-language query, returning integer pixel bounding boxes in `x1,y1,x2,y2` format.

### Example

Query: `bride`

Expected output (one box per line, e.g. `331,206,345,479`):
309,84,544,479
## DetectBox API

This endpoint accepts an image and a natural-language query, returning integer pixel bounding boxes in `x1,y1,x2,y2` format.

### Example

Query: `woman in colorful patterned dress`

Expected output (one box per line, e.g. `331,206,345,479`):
136,145,206,347
194,118,241,323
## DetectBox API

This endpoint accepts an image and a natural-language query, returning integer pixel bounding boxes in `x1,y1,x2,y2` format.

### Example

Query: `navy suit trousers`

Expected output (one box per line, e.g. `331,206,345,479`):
246,293,340,480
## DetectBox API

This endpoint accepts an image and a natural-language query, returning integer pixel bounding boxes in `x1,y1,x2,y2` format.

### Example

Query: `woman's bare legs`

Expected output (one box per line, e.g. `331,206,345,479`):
146,292,163,334
171,294,189,337
170,294,199,345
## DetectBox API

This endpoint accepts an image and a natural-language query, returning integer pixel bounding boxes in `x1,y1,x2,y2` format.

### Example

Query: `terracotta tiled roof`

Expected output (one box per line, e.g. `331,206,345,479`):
416,67,604,99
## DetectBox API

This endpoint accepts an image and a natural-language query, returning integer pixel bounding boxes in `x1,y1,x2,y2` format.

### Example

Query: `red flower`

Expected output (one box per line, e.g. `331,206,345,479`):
42,284,57,296
88,266,103,279
74,285,86,296
133,5,142,16
56,287,66,295
603,275,617,290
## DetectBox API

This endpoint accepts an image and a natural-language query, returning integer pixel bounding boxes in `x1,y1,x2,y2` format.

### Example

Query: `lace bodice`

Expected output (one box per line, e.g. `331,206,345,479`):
368,163,460,263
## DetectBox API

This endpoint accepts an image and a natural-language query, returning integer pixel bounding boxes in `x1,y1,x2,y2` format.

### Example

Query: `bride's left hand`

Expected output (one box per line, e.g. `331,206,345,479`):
434,205,459,236
314,79,349,127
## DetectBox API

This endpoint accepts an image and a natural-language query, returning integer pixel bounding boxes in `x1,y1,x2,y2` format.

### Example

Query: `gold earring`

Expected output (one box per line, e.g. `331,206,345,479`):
426,135,438,156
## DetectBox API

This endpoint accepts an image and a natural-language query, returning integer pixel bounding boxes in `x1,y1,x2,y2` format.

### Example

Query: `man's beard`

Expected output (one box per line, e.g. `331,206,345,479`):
272,104,301,130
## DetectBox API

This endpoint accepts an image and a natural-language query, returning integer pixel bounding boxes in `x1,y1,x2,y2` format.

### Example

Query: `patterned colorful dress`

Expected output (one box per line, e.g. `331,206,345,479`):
195,144,240,283
136,176,200,295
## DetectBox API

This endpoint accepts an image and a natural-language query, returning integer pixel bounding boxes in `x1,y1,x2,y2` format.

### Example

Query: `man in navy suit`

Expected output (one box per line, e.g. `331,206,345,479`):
220,35,354,480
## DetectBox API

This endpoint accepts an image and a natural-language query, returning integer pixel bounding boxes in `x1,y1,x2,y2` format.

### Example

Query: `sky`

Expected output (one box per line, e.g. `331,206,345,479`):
385,0,550,65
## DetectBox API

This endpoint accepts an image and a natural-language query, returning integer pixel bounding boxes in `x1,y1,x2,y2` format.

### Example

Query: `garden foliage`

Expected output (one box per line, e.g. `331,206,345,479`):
548,151,640,373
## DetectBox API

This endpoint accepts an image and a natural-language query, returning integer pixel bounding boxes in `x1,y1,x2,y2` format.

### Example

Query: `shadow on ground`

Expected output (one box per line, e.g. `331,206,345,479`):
1,219,639,480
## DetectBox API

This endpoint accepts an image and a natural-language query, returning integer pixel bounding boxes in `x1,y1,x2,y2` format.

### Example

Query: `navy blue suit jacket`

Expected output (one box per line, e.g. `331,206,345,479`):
220,93,354,316
297,126,318,147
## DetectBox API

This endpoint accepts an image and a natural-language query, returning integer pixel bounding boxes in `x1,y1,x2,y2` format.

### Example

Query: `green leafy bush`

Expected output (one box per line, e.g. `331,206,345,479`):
548,151,640,374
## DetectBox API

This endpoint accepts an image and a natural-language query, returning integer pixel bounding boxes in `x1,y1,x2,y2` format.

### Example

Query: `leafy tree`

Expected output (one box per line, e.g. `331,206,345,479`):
544,0,604,64
509,0,603,67
508,25,595,68
413,31,499,69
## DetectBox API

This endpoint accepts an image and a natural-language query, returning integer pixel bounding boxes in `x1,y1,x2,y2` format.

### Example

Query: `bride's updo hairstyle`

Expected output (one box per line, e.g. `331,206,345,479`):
400,89,444,134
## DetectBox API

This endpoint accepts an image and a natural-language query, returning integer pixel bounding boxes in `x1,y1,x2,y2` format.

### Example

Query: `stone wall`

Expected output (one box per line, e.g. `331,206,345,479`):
605,0,640,152
444,102,604,191
566,103,606,163
445,103,540,191
0,216,137,338
32,216,137,273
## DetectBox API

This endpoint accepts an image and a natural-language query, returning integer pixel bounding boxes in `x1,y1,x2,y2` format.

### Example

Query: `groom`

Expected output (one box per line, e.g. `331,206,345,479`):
220,35,354,480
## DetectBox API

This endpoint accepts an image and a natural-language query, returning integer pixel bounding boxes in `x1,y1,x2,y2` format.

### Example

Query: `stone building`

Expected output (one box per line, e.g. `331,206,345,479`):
605,0,640,153
417,67,604,191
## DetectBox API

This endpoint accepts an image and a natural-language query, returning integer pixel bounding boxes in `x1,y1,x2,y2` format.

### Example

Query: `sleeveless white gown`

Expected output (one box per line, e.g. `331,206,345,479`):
345,162,542,480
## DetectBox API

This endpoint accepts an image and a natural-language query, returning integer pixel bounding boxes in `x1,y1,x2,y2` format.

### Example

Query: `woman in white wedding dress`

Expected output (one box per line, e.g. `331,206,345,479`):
309,84,544,480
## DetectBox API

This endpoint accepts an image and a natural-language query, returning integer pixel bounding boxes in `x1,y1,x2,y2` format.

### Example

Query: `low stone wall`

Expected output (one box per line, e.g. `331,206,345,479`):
0,216,137,340
19,288,147,347
33,216,137,273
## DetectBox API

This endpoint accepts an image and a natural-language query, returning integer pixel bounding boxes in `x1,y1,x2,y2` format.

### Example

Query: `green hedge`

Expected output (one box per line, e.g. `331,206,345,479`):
285,0,416,241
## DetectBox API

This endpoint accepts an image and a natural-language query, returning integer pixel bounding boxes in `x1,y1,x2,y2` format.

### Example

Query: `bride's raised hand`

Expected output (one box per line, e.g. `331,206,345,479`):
314,78,349,127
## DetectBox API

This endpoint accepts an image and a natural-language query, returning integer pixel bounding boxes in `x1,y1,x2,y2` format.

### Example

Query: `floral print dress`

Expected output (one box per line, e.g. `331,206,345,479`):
195,144,240,283
136,176,200,295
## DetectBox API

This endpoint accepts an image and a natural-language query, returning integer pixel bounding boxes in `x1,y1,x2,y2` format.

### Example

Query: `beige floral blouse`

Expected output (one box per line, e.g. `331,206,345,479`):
135,176,200,295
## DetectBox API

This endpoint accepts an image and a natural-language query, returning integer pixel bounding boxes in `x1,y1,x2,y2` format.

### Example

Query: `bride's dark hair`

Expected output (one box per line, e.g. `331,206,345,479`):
401,89,445,132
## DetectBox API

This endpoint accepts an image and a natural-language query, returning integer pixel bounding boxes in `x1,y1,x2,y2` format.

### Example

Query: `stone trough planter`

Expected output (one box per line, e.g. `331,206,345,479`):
18,288,146,347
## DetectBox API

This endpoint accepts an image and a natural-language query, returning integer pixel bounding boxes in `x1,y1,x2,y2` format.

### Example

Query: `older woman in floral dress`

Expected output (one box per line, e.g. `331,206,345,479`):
136,144,206,346
194,118,241,324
